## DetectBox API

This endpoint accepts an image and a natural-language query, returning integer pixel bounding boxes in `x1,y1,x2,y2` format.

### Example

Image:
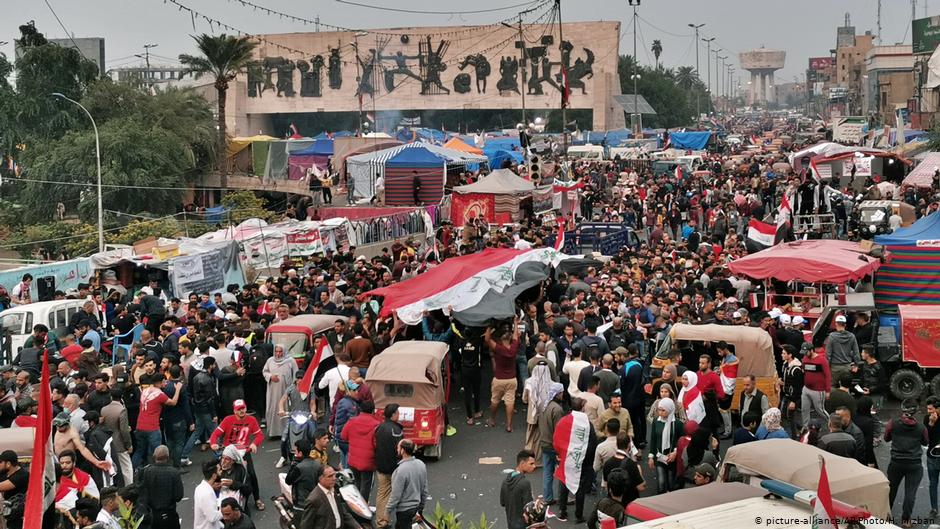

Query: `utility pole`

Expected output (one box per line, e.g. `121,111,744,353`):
143,43,157,89
702,37,715,110
556,0,569,150
629,0,641,134
502,15,528,127
688,23,705,122
877,0,882,44
718,55,726,110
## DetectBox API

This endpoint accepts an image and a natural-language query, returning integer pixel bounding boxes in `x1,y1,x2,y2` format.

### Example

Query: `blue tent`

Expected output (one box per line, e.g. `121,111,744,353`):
292,138,334,156
484,137,521,151
874,212,940,306
385,146,448,168
669,131,712,150
486,148,524,170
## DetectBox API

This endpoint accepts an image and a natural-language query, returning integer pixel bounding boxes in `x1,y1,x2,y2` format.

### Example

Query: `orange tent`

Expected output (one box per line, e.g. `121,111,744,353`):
443,137,484,155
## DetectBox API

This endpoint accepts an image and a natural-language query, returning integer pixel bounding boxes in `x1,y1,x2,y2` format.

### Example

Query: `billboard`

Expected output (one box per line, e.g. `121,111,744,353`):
831,116,868,144
913,16,940,54
808,57,833,71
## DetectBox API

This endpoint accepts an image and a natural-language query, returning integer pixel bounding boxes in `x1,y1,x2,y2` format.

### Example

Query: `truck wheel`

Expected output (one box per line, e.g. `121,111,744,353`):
890,369,925,400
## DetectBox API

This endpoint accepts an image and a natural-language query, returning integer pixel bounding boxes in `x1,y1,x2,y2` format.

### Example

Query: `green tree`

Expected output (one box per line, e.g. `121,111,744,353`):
179,34,258,194
221,190,278,224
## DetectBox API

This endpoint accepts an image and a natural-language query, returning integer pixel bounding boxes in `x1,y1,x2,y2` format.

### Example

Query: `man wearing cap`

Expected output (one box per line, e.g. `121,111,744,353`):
209,399,265,511
826,314,860,389
692,463,716,486
776,315,804,353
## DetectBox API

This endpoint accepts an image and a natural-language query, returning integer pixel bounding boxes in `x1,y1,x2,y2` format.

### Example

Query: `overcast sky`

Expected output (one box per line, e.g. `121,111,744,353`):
1,0,928,83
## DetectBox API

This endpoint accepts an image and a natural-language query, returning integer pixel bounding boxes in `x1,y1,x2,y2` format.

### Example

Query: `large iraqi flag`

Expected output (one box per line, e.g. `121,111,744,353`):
552,411,592,494
364,247,565,325
23,352,56,527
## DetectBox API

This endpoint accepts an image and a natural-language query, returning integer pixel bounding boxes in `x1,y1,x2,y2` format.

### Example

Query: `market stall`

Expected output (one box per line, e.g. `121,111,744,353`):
874,211,940,306
451,169,535,224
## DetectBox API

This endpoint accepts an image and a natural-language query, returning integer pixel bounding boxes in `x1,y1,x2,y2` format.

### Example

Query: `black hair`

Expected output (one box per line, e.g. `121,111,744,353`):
202,460,218,480
220,497,241,511
516,449,535,465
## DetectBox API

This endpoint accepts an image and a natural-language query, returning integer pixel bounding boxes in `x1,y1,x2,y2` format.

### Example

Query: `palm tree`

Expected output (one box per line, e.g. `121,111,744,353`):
651,40,663,69
676,66,699,91
179,34,257,195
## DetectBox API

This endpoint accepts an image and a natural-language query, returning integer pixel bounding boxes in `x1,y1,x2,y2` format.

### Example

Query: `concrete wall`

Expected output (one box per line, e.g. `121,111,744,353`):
231,21,624,132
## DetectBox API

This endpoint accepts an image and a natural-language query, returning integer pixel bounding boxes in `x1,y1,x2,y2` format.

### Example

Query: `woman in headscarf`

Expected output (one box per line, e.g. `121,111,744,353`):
651,363,680,399
262,344,297,438
646,398,683,493
677,371,706,425
522,362,553,460
647,382,686,423
756,408,790,440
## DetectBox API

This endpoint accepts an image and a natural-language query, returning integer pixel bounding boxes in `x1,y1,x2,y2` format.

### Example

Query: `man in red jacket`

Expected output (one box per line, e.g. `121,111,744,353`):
341,400,380,501
801,344,831,430
209,399,266,511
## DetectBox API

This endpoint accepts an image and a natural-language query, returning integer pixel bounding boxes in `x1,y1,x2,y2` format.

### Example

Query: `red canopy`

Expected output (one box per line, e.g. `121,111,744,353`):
727,240,884,283
363,247,531,319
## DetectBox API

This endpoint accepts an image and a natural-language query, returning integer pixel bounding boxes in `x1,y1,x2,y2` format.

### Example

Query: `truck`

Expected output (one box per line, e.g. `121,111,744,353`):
812,303,940,400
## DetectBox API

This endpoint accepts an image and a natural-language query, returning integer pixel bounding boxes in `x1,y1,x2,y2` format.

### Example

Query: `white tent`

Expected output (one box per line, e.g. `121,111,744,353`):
453,168,535,194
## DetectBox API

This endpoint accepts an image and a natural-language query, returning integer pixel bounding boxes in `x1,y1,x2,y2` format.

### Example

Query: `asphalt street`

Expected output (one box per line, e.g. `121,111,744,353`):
172,380,939,529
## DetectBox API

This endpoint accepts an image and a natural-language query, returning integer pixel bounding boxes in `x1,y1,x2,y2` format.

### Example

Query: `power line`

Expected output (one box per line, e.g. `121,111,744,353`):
6,176,234,192
335,0,544,15
43,0,91,62
636,15,691,38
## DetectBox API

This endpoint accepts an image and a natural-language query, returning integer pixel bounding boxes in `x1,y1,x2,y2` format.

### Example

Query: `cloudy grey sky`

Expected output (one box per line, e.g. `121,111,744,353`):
1,0,926,82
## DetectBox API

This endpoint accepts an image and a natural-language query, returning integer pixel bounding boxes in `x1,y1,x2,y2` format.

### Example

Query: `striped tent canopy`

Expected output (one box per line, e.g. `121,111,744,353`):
874,211,940,306
347,141,488,202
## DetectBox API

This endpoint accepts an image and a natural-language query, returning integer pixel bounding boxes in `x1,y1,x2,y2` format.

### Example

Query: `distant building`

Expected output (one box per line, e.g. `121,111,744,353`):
15,37,105,76
864,45,913,125
107,65,197,89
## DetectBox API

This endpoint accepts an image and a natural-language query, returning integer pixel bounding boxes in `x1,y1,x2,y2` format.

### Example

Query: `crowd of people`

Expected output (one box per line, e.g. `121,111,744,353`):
0,123,939,529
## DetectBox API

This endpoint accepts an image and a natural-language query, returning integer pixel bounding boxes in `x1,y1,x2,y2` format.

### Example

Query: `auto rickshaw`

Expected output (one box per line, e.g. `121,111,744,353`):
264,315,347,367
719,438,890,519
365,341,450,459
650,323,779,406
857,200,916,238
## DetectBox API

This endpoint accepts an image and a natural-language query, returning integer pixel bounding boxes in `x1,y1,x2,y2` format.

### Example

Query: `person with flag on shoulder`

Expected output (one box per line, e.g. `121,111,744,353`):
716,341,738,439
553,397,599,524
209,399,265,512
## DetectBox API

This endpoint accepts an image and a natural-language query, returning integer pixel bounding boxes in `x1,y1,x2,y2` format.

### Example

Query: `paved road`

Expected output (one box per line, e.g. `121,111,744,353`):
172,383,939,529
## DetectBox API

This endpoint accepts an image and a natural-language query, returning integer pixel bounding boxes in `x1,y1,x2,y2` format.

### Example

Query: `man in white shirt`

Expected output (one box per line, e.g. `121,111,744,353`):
562,347,590,398
374,174,385,206
96,487,123,529
318,355,352,408
194,461,224,529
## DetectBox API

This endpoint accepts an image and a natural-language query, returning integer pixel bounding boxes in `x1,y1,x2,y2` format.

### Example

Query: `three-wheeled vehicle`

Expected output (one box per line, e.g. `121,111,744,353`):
650,323,779,406
857,200,916,238
365,341,450,459
719,438,890,519
264,315,347,367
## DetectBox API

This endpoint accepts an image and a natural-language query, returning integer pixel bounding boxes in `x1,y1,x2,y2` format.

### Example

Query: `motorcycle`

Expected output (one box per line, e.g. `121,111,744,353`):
273,468,373,529
280,411,317,463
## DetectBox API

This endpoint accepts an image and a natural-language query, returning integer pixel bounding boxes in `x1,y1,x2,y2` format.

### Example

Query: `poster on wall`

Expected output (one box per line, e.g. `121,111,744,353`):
450,193,496,224
173,251,226,297
286,228,324,255
842,156,872,177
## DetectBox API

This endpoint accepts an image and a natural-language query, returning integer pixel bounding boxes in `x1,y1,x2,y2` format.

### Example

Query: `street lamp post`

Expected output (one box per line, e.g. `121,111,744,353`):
688,23,705,122
53,92,104,252
629,0,641,134
702,37,715,110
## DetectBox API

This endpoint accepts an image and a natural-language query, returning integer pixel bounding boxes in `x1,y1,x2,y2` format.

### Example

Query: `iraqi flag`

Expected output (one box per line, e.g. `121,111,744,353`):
679,385,706,424
812,457,839,529
298,338,334,399
23,352,57,527
552,411,592,494
745,218,786,254
674,164,683,182
561,67,571,109
554,220,566,251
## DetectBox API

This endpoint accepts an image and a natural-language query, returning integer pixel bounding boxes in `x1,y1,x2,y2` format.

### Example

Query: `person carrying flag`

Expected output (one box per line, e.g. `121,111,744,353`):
209,399,265,512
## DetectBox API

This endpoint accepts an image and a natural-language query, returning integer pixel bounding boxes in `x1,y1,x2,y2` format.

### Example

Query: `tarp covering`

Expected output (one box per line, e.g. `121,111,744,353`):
227,135,277,158
668,131,711,150
902,152,940,189
453,168,534,194
899,304,940,368
874,211,940,305
292,138,334,156
385,146,448,168
727,240,883,283
443,137,484,155
265,139,315,180
485,148,524,170
363,247,565,325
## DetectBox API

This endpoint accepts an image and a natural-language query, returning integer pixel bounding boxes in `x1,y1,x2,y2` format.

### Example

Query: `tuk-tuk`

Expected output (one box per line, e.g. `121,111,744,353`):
650,324,779,406
858,200,916,237
719,438,890,519
365,341,450,459
2,427,34,460
625,482,764,523
265,315,347,366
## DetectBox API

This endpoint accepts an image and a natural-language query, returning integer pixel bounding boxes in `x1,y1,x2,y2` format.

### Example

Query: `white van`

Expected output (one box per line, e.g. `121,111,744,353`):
566,144,605,160
0,299,95,354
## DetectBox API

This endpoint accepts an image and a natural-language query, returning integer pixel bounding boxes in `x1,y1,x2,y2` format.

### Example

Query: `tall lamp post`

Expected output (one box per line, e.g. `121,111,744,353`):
53,92,103,252
702,37,715,111
688,23,705,122
628,0,641,134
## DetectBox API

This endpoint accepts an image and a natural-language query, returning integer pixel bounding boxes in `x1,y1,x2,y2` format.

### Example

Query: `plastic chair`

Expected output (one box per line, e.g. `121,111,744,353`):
107,323,144,364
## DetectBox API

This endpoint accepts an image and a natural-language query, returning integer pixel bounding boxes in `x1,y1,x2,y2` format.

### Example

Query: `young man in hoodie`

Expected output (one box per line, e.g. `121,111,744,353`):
501,450,536,529
778,345,804,437
825,315,859,389
884,399,928,528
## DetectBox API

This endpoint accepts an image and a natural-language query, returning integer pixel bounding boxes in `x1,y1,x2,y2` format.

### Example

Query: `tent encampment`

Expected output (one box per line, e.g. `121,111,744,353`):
874,211,940,306
287,138,334,180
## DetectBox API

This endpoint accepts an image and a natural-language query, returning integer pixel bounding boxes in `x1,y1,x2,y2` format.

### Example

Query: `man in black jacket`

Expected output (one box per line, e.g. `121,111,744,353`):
885,399,928,527
501,450,535,529
374,404,404,529
136,445,184,529
778,345,804,436
285,439,322,510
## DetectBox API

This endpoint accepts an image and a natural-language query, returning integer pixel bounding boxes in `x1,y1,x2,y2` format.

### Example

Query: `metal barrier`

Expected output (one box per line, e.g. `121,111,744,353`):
793,214,837,238
349,210,426,246
544,223,643,255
